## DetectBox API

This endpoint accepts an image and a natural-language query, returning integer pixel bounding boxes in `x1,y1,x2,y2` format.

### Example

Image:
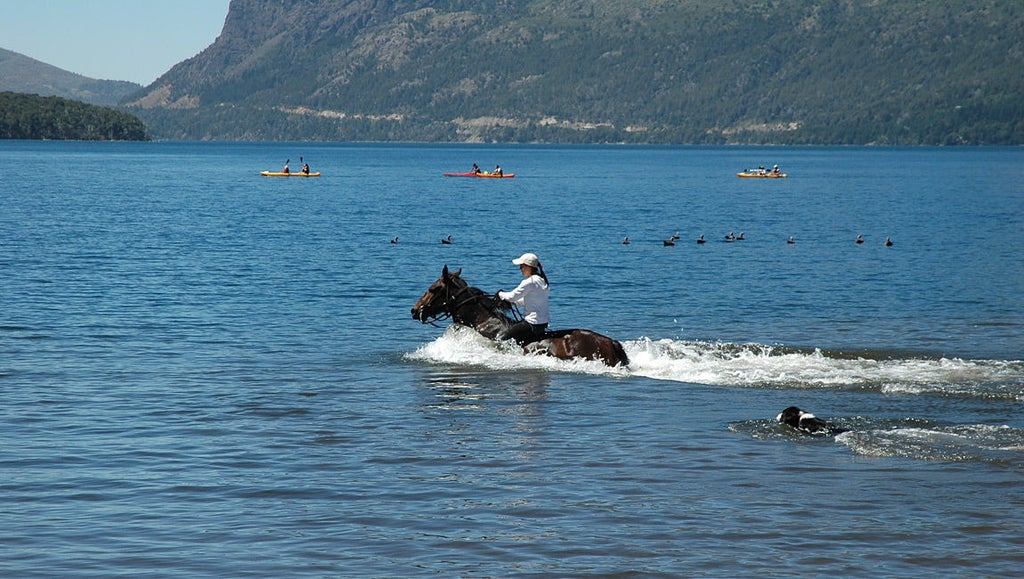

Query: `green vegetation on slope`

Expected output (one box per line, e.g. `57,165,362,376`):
0,48,142,107
127,0,1024,144
1,92,150,141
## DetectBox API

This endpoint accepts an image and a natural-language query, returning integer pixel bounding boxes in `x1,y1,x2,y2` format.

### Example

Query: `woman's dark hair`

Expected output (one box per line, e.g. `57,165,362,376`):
537,264,549,284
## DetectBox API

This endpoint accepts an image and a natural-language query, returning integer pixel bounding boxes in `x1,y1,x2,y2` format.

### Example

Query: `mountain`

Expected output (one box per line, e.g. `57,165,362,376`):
0,48,141,107
125,0,1023,144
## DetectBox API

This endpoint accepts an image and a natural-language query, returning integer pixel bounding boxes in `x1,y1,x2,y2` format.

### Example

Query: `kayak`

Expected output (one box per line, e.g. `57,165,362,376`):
443,171,515,178
737,171,787,178
443,172,515,178
261,171,321,177
261,171,320,177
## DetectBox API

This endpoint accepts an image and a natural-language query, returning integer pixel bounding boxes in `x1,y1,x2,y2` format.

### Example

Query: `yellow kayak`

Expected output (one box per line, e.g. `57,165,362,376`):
261,171,321,177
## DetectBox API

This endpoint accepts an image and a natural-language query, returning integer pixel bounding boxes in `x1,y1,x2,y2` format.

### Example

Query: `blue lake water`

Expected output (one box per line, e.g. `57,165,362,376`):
1,141,1022,576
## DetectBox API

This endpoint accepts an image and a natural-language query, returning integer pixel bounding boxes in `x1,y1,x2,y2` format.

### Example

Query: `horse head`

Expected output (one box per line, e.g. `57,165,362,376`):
411,265,464,323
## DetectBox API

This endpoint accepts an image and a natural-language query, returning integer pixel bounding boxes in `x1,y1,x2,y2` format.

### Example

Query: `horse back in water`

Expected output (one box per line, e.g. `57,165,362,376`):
411,266,629,367
524,328,630,368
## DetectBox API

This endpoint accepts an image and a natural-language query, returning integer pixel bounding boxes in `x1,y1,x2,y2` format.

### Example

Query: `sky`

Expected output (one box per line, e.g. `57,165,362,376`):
0,0,232,85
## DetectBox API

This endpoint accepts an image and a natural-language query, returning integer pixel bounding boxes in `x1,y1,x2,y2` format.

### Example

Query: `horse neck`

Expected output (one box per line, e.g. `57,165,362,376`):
450,285,513,339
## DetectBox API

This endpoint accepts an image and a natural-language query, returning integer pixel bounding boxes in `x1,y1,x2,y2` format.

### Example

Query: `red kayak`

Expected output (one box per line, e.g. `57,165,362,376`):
443,171,515,178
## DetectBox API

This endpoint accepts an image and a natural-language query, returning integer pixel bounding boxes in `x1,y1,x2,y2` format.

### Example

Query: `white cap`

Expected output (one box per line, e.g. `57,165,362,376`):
512,252,540,268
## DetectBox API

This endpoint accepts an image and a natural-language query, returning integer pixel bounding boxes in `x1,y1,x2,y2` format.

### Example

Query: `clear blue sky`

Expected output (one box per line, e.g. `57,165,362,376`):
0,0,231,85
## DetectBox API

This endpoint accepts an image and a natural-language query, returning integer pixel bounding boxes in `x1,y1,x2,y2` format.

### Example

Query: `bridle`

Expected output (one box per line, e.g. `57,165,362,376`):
419,278,522,328
418,278,473,327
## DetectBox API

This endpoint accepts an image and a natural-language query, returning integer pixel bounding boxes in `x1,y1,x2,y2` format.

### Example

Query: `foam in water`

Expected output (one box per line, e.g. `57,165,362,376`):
408,331,1023,400
729,418,1024,464
837,424,1024,463
406,325,629,376
624,338,1023,398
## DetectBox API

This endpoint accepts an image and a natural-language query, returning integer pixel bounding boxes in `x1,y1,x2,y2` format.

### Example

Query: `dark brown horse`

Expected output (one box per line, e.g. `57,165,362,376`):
411,266,629,367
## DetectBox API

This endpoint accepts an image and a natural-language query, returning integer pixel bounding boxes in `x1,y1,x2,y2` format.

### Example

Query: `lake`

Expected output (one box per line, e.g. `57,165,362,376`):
1,141,1022,576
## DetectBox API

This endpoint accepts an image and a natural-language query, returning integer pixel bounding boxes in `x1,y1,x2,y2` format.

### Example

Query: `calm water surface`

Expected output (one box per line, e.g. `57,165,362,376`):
1,141,1022,576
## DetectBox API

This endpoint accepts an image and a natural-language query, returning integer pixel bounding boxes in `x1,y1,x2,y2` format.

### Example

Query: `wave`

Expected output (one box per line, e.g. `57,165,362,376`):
730,418,1024,464
626,337,1024,400
838,424,1024,463
406,325,630,376
406,328,1024,400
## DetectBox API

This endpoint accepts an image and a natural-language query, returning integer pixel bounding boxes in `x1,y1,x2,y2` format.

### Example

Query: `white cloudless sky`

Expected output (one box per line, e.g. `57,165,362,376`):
0,0,232,85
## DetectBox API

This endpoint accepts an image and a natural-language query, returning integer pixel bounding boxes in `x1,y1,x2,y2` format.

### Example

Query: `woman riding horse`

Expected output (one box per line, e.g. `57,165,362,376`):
411,265,629,367
496,252,549,345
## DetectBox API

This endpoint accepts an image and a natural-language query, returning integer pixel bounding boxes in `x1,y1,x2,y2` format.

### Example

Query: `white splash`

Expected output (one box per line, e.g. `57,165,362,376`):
623,337,1023,398
406,325,629,377
408,331,1023,399
838,424,1024,462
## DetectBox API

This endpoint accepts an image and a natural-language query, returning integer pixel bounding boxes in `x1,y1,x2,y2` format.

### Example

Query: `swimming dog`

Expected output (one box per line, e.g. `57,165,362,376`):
776,406,846,435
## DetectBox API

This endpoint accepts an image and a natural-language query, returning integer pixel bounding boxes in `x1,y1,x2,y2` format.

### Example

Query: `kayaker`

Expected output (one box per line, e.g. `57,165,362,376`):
282,159,290,174
496,253,549,345
473,163,481,174
301,162,310,174
494,164,503,177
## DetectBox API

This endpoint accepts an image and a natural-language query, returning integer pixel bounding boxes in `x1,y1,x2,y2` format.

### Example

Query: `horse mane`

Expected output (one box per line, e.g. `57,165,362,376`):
466,285,516,322
445,272,517,327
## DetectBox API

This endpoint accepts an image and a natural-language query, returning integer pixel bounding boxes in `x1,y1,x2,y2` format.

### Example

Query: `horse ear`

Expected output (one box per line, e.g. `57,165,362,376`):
442,265,449,277
451,268,462,278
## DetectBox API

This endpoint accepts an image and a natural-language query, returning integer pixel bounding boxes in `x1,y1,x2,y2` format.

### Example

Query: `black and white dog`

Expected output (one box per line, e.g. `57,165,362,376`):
776,406,847,435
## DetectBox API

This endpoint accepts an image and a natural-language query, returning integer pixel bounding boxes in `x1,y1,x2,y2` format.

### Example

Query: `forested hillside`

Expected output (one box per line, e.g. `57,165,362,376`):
0,48,141,107
126,0,1023,144
0,92,150,141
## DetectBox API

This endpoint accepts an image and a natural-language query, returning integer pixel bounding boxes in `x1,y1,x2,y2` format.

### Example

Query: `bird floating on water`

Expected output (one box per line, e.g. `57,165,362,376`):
725,232,735,242
856,235,864,244
697,234,706,244
390,236,398,244
787,236,795,244
885,237,893,246
441,235,452,245
622,236,630,245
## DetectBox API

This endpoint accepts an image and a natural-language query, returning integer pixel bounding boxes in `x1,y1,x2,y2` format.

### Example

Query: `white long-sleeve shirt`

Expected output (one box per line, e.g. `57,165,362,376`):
498,275,549,325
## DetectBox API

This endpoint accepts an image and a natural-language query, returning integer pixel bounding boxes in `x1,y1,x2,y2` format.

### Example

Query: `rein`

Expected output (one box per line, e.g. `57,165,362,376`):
423,280,521,327
422,282,469,327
